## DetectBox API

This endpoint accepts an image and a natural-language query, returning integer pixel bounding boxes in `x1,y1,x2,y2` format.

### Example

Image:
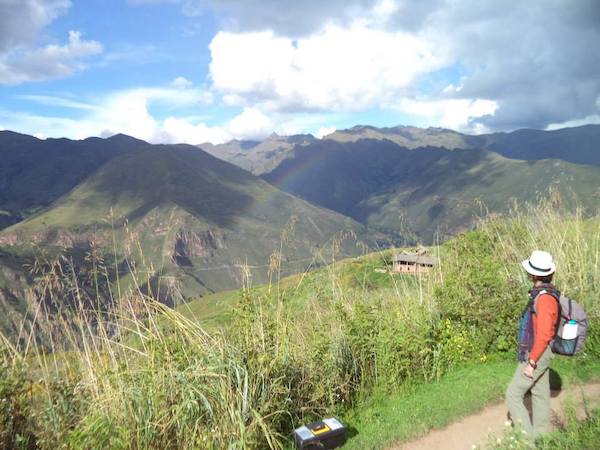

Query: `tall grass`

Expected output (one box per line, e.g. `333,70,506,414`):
1,199,599,449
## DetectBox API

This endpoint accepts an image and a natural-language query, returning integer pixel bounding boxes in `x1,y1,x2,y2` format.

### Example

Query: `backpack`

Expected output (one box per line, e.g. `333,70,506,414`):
550,295,588,356
533,289,588,356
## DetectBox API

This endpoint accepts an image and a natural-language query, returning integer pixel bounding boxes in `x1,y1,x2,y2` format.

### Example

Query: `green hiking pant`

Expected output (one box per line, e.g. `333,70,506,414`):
505,346,555,439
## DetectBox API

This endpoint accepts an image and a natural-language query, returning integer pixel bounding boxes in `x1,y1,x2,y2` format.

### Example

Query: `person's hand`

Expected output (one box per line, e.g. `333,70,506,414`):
523,363,535,379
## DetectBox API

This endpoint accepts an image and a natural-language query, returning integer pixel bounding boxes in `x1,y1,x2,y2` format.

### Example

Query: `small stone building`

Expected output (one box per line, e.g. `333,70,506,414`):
392,253,438,274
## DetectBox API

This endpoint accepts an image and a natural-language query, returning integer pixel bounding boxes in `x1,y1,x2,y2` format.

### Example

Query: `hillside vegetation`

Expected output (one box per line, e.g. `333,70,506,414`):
0,142,370,338
264,139,600,242
0,131,146,229
1,200,599,449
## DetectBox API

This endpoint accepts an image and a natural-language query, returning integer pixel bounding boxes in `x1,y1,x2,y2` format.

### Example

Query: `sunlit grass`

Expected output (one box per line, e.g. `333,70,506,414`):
1,197,599,449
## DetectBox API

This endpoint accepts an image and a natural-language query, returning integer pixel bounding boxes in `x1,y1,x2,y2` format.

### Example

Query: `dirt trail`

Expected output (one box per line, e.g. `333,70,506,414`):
389,383,600,450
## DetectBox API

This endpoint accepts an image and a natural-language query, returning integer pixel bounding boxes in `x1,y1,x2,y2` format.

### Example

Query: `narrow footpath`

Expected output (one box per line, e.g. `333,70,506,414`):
388,383,600,450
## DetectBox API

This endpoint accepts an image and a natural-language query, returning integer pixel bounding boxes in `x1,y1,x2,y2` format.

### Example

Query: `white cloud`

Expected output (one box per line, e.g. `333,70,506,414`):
396,98,498,132
209,24,444,113
19,94,100,111
0,0,71,51
118,86,214,108
5,85,277,144
227,107,273,140
0,30,102,85
370,0,400,25
546,114,600,131
315,126,336,138
163,117,230,143
201,0,600,131
170,76,193,89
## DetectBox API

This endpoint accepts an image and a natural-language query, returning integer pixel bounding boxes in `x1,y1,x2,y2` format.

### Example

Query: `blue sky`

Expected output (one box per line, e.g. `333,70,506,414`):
1,0,599,143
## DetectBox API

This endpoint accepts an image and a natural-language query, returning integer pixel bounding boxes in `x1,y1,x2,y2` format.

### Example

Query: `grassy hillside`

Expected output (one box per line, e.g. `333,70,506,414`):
264,139,600,242
1,202,598,449
176,247,415,331
0,142,372,338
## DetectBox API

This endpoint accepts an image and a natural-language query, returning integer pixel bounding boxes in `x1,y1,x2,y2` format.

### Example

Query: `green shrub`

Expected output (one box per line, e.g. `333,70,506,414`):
435,228,525,357
538,408,600,449
0,353,35,449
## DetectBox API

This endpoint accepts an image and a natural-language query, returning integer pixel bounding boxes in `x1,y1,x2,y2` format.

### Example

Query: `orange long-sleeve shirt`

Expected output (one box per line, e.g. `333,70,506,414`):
530,293,559,362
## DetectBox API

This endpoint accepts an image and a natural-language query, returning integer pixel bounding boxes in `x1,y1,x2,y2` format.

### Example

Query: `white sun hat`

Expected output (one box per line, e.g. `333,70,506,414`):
521,250,556,276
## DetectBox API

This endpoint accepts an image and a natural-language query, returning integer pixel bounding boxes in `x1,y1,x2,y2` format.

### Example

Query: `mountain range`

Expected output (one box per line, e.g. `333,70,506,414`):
0,133,369,337
200,124,600,176
202,124,600,241
1,124,599,337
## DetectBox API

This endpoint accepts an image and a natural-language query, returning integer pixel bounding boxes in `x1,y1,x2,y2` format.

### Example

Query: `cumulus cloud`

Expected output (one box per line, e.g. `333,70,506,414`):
170,76,193,89
0,31,102,85
0,0,71,52
132,0,379,36
546,114,600,131
163,117,230,143
315,126,336,138
200,0,600,131
395,98,498,133
205,0,382,36
209,24,445,113
0,0,102,85
227,107,273,140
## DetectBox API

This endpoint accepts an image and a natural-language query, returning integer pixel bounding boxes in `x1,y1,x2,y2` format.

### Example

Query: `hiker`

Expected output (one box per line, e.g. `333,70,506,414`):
505,250,560,439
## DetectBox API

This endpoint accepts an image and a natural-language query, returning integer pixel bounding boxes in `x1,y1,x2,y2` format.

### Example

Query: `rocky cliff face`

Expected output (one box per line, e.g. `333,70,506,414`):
173,229,226,264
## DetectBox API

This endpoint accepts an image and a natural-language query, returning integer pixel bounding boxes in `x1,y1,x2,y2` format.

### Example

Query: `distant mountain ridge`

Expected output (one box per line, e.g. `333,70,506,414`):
484,125,600,165
324,125,481,149
261,138,600,242
200,124,600,177
199,133,316,175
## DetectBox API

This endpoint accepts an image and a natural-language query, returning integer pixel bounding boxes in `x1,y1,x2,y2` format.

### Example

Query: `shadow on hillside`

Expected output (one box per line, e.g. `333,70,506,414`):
91,145,260,228
262,138,502,244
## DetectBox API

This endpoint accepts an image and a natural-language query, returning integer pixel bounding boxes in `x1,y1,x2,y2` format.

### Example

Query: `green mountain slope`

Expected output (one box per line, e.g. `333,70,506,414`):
0,143,370,304
263,139,600,242
0,131,146,229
